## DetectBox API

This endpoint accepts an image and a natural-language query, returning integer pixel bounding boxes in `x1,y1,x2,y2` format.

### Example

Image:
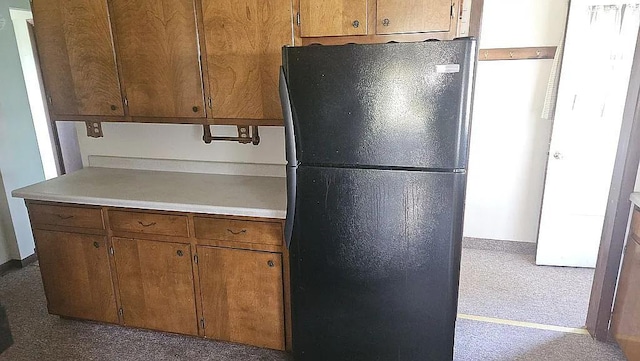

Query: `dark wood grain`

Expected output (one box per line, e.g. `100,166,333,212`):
198,246,285,350
202,0,292,122
32,0,123,116
376,0,452,34
109,0,205,118
112,237,198,335
34,230,118,323
299,0,368,37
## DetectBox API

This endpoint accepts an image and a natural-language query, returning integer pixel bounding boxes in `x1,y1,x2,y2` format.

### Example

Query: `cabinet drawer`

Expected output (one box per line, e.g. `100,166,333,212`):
109,210,189,237
194,217,282,246
28,203,104,229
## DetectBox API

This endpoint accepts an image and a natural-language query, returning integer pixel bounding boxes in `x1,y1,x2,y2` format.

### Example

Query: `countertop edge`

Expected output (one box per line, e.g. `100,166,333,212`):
12,191,286,220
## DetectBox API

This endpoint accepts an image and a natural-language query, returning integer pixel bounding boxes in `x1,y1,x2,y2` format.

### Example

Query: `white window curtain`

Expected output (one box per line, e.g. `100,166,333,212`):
543,2,640,122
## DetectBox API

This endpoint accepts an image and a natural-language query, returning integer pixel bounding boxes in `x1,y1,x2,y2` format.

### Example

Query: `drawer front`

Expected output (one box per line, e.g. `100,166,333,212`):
194,217,282,246
109,210,189,237
28,203,104,229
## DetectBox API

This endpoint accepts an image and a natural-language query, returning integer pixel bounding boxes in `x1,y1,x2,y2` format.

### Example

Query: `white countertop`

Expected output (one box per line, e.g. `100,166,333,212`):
631,193,640,208
12,167,287,219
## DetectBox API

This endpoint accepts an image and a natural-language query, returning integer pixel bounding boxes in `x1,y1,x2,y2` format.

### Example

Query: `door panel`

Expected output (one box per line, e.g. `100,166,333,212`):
376,0,452,35
290,166,465,360
283,39,476,169
113,237,197,335
32,0,123,116
198,246,284,350
34,230,118,323
110,0,205,118
202,0,292,121
299,0,368,37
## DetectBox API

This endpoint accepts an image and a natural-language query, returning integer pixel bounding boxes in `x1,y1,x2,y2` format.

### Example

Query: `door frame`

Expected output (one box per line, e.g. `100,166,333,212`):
586,24,640,341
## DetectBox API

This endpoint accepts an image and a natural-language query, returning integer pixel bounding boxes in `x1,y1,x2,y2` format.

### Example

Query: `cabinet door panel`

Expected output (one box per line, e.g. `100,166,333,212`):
300,0,368,37
376,0,452,35
198,246,284,350
32,0,123,116
113,238,198,335
110,0,205,118
202,0,292,121
34,230,118,323
612,233,640,360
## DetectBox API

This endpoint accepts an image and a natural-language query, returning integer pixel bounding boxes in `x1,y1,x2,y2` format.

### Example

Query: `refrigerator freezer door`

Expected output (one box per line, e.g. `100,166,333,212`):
289,166,466,361
282,39,476,170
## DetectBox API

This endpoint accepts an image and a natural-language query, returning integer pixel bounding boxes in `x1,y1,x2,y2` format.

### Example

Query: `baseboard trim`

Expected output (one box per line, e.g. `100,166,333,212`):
0,253,38,276
462,237,537,255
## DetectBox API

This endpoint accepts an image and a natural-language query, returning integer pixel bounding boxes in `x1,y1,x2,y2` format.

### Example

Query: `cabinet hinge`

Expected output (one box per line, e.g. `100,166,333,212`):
118,308,124,317
200,318,205,329
109,246,114,255
296,12,301,26
194,254,199,264
207,97,212,109
451,3,455,18
124,96,129,107
47,95,53,105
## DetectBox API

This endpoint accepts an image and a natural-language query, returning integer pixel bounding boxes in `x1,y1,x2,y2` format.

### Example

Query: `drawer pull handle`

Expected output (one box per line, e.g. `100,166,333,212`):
56,214,74,220
138,221,157,227
227,228,247,235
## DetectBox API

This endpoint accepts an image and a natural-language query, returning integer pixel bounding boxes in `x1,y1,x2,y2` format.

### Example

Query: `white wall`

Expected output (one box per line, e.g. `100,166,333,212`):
76,0,569,244
462,0,569,243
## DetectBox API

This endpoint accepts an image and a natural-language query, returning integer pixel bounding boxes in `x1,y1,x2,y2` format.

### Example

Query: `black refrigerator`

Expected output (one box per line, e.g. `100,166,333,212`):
279,38,477,361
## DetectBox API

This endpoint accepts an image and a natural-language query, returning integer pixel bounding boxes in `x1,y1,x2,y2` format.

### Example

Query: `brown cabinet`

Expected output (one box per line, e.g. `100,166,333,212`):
299,0,368,37
31,0,123,117
201,0,293,124
33,229,118,323
376,0,453,35
198,246,285,350
611,208,640,360
109,0,205,118
112,237,198,336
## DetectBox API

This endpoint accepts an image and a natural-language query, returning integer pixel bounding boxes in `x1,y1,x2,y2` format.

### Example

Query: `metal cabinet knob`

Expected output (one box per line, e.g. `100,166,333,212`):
267,260,275,267
352,20,360,28
553,152,563,160
382,18,390,26
177,250,184,257
110,105,117,111
93,242,100,249
192,106,199,113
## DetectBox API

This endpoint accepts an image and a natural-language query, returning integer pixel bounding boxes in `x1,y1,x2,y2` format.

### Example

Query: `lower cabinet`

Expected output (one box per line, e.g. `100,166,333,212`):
198,246,285,350
33,229,118,323
112,237,198,336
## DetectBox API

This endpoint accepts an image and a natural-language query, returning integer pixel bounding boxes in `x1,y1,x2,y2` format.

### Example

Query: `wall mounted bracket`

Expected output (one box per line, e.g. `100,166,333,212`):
85,121,104,138
202,125,260,145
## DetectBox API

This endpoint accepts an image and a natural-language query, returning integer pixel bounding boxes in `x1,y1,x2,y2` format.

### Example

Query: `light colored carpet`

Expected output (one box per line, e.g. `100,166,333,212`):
0,246,625,360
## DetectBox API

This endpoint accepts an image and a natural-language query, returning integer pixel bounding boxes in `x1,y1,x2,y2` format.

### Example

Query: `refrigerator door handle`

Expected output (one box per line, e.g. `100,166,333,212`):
284,165,297,248
279,67,298,166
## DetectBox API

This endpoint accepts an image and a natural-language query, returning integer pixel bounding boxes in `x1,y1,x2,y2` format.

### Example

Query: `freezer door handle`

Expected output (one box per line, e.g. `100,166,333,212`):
279,67,298,165
284,166,297,248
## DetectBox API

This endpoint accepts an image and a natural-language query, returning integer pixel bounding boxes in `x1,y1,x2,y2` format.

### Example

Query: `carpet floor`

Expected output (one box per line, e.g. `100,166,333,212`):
0,245,626,360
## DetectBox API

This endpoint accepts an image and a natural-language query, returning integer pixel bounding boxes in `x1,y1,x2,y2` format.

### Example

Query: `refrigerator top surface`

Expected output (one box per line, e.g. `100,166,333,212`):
282,38,477,170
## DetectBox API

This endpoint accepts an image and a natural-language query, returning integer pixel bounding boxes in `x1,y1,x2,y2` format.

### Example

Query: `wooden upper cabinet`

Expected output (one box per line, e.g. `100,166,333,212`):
201,0,292,122
32,0,123,117
299,0,368,37
109,0,205,118
376,0,453,35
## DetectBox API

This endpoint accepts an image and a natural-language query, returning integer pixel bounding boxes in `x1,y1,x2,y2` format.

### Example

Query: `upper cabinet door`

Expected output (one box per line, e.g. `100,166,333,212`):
202,0,292,121
32,0,123,117
299,0,368,37
376,0,452,35
109,0,205,118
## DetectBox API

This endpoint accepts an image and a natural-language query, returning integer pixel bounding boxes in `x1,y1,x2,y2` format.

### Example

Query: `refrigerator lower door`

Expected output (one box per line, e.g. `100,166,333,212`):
290,166,466,361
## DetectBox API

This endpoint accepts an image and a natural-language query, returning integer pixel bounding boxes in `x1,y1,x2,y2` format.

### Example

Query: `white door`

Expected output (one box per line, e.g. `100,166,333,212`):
536,2,640,267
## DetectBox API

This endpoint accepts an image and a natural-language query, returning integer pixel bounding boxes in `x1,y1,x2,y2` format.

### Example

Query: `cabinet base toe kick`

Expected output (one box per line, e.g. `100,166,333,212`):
25,201,290,352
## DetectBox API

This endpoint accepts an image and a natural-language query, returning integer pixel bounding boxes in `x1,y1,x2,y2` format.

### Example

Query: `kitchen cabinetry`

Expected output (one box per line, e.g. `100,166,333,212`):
112,237,198,336
24,201,289,351
31,0,123,117
201,0,292,123
198,246,284,350
299,0,368,37
611,207,640,360
109,0,205,118
376,0,453,34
